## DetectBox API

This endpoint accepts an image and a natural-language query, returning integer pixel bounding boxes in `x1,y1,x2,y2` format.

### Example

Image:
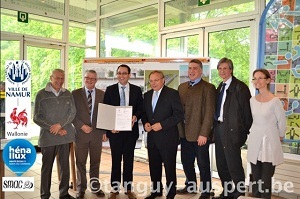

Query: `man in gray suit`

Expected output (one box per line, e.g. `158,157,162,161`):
177,59,216,199
72,70,107,199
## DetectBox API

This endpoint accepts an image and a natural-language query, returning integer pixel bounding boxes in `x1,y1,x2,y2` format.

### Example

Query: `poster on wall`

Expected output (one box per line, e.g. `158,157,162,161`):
259,0,300,143
83,57,210,93
5,60,31,139
83,57,210,148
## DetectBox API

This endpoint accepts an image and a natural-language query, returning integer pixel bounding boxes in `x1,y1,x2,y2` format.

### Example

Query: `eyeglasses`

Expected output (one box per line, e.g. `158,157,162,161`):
117,72,129,75
149,78,163,83
84,77,97,81
252,77,268,82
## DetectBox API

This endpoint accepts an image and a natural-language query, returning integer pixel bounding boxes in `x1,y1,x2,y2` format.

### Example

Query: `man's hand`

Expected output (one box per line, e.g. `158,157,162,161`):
197,135,207,146
81,124,93,134
111,129,119,133
50,123,62,134
102,134,108,141
144,123,152,132
132,115,137,127
58,128,67,136
151,123,162,132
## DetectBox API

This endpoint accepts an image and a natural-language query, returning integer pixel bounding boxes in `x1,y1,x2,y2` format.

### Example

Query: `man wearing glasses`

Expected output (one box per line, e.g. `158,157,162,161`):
104,64,143,199
72,70,106,199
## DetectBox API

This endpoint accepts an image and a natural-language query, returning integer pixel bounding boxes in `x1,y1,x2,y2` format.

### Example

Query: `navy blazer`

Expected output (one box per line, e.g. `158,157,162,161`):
142,86,184,150
103,83,143,140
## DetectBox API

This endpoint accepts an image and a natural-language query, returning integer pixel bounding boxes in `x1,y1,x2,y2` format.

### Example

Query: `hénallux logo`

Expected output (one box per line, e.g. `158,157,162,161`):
2,139,36,176
5,60,31,85
2,177,34,192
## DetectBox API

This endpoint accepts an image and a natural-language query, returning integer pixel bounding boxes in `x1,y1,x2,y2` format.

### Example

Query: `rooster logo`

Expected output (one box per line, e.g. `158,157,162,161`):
7,108,28,129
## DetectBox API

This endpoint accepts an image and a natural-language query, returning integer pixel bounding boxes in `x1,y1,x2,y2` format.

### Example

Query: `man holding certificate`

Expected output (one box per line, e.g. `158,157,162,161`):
103,64,143,199
142,70,184,199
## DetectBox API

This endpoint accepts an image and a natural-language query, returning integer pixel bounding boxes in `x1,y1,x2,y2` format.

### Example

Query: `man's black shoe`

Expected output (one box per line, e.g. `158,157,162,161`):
60,194,76,199
144,192,163,199
212,194,234,199
199,194,210,199
94,190,105,197
76,192,85,199
176,186,197,194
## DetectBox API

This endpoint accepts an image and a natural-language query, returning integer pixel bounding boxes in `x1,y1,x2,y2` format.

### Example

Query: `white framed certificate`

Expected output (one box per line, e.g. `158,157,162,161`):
96,103,132,131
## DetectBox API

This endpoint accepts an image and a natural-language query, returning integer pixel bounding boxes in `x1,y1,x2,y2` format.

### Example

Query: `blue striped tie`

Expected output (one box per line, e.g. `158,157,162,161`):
120,86,126,106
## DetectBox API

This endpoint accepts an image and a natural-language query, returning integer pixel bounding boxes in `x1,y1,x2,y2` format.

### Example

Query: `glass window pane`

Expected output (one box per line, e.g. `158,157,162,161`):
68,46,96,91
165,0,255,27
1,8,63,40
69,21,96,46
0,40,20,81
28,46,61,104
100,5,158,57
166,35,199,57
208,27,250,87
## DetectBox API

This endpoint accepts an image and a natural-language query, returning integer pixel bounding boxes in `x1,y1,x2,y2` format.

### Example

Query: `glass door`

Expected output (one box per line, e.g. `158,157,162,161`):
24,41,64,139
161,20,257,184
0,33,23,81
0,33,23,138
205,20,257,182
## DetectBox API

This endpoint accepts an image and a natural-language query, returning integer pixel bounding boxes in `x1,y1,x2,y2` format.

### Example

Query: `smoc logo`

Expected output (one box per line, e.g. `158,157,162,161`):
5,60,31,84
2,177,34,192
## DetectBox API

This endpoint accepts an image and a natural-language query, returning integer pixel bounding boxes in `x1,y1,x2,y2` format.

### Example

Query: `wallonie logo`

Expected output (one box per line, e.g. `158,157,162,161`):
2,139,36,176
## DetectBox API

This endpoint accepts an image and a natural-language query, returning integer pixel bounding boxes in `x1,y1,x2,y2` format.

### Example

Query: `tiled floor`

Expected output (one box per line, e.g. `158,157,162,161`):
4,148,287,199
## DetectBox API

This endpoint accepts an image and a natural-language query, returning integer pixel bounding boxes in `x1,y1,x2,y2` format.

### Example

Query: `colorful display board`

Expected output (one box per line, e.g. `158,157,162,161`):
258,0,300,142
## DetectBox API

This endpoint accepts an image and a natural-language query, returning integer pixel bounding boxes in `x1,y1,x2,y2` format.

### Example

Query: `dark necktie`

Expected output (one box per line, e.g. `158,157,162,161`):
87,90,93,116
189,81,195,86
215,83,226,120
120,86,126,106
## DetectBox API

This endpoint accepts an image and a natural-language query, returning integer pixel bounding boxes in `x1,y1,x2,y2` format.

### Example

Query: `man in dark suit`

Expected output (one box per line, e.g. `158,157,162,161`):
72,70,106,199
142,70,184,199
213,58,252,199
177,59,216,199
103,64,143,199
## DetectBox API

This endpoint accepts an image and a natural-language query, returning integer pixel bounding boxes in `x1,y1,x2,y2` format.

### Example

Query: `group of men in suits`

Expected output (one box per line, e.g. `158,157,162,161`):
176,58,252,199
34,57,251,199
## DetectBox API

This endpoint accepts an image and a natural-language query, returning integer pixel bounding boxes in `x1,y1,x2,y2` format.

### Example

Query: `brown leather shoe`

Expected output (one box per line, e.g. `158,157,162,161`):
108,192,119,199
125,191,137,199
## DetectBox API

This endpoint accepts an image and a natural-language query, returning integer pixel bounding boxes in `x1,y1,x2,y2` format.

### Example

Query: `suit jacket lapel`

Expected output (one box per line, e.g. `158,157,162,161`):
153,86,165,114
81,88,89,112
128,83,133,106
114,83,121,105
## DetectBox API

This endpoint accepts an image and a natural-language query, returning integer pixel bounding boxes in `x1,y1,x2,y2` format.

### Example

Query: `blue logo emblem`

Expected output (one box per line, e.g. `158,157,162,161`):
2,139,36,176
5,61,31,84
